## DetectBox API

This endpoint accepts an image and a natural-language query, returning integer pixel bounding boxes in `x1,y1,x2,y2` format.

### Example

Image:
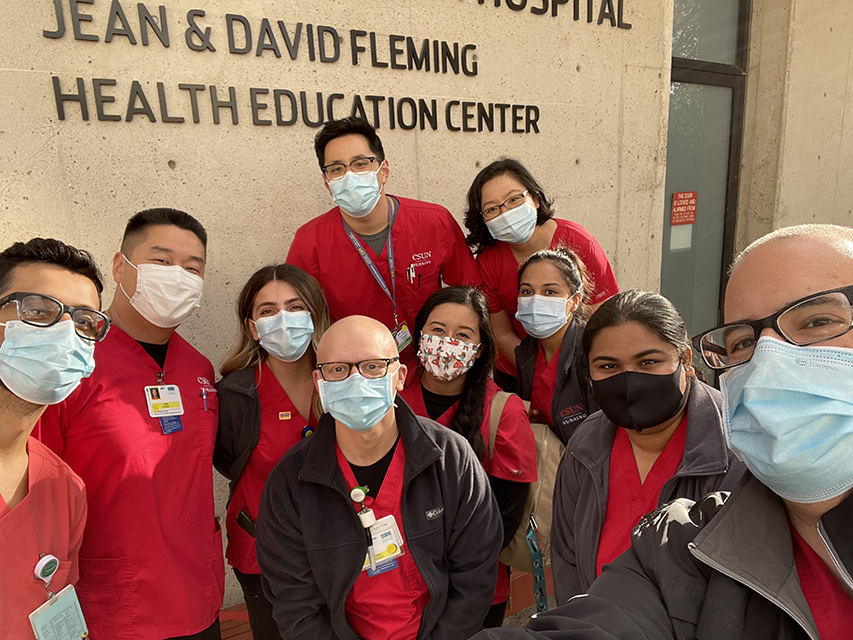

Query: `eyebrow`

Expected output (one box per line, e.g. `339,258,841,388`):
150,245,206,265
482,190,525,206
257,297,303,309
591,348,670,363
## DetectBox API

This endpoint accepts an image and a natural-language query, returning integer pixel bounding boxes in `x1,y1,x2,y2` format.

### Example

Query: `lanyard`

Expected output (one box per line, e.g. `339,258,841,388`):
341,197,400,325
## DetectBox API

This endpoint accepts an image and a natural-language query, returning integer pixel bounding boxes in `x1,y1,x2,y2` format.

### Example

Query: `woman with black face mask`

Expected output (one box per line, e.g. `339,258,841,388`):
549,290,746,604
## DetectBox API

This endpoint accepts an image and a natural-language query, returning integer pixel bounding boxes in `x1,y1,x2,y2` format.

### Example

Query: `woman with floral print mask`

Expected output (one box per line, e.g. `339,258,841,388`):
399,286,537,629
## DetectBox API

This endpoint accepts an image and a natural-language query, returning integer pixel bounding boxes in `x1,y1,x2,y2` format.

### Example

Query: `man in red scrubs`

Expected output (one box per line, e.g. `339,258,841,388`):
473,224,853,640
256,315,501,640
286,117,482,369
0,238,109,640
38,209,225,640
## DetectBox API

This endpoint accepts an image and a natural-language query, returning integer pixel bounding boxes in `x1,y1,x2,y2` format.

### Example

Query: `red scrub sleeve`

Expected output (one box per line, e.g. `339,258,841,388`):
286,226,321,283
578,235,618,305
439,214,483,288
476,252,504,315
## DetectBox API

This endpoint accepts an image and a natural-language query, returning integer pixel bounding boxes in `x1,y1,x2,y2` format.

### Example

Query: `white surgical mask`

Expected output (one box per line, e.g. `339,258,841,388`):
515,295,570,339
253,310,314,363
120,255,204,328
485,200,538,244
329,168,382,218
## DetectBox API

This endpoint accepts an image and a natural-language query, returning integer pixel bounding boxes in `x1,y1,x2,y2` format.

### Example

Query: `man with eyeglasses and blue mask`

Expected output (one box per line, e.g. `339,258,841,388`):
0,238,110,640
286,117,482,371
473,223,853,640
38,209,225,640
256,315,501,640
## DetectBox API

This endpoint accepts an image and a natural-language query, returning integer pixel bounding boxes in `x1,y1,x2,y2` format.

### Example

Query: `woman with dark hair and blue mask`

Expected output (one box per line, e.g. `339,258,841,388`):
513,247,597,445
214,264,330,640
549,289,746,604
399,285,537,628
464,158,619,390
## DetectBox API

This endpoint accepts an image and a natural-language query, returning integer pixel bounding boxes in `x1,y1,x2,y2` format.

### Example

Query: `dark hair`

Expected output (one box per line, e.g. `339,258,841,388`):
314,117,386,168
121,208,207,255
463,158,555,254
413,286,496,462
582,289,691,360
518,246,593,320
0,238,104,304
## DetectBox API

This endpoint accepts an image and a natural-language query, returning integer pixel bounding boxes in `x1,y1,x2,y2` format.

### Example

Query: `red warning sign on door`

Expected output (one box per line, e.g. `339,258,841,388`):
671,191,697,226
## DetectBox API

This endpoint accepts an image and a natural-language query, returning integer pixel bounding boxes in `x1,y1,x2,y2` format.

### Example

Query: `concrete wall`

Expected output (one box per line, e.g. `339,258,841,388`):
0,0,672,606
738,0,853,250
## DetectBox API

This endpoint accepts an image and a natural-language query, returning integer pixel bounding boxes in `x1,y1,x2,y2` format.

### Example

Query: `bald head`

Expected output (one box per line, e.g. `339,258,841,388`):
725,227,853,350
317,315,399,364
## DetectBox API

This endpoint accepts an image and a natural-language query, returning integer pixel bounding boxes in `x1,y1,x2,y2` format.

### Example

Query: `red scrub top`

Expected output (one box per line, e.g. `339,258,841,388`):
37,326,225,640
226,362,318,575
530,345,561,428
477,219,619,375
286,196,482,369
596,415,687,575
400,376,537,603
337,441,430,640
1,438,86,640
791,525,853,640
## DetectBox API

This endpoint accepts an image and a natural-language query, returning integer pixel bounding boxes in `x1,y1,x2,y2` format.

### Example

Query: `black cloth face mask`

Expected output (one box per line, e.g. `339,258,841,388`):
590,364,689,432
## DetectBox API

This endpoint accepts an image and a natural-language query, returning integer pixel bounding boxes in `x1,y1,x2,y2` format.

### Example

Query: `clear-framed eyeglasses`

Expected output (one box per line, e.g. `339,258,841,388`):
316,357,400,381
692,284,853,370
0,291,111,341
322,157,379,180
481,191,530,221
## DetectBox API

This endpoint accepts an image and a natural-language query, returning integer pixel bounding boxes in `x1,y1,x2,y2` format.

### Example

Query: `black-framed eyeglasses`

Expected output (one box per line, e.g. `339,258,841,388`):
692,284,853,370
0,292,111,341
322,157,379,179
481,190,530,221
316,357,399,382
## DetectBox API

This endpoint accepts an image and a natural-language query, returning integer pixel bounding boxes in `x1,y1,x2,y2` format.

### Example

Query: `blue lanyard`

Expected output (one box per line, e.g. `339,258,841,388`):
341,197,400,325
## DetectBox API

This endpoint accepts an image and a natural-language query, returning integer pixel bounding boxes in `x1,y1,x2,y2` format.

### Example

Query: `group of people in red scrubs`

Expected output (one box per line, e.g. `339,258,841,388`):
2,113,751,640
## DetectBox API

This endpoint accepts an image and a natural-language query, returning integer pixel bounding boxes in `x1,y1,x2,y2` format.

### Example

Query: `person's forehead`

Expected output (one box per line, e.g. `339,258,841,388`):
317,327,395,361
4,263,100,309
323,134,372,162
725,237,853,322
134,225,205,257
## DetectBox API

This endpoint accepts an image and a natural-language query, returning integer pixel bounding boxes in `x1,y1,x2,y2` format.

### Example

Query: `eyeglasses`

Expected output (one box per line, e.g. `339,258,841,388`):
481,191,530,221
0,292,111,341
322,157,379,179
692,284,853,370
316,357,400,382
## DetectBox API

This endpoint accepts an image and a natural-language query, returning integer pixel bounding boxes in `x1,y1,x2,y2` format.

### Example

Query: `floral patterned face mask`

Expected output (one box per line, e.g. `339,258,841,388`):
417,333,481,382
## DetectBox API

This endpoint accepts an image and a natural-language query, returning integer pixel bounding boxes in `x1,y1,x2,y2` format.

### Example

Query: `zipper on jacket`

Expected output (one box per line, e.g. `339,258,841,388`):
688,544,818,640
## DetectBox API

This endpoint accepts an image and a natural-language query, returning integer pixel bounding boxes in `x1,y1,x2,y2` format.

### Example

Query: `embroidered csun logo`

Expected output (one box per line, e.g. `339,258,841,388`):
425,507,444,520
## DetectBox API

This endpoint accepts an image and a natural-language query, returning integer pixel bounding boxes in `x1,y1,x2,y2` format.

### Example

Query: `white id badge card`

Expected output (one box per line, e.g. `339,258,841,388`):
29,584,88,640
392,323,413,353
361,514,405,571
144,385,184,418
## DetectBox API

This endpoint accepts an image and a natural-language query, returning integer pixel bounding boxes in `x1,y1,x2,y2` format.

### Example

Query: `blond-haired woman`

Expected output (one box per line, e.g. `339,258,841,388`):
214,263,329,640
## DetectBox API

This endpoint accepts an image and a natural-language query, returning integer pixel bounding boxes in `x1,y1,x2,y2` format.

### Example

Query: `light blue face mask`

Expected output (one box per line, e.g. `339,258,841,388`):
254,310,314,363
515,294,570,339
0,320,96,405
317,370,397,432
721,336,853,504
329,168,382,218
485,200,538,244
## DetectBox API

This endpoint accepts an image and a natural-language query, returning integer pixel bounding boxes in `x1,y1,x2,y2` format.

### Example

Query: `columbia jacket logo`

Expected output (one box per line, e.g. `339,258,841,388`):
425,506,444,520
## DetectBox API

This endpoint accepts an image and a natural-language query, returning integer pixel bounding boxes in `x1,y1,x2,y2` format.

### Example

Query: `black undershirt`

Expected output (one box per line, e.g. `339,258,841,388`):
421,385,462,422
350,436,400,498
138,340,169,369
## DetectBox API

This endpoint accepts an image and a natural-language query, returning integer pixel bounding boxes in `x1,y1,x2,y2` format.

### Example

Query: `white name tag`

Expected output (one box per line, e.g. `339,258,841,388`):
361,514,405,571
29,584,88,640
144,385,184,418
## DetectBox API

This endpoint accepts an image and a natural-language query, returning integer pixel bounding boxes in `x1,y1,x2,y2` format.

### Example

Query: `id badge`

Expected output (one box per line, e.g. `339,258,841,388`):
144,385,184,418
29,584,88,640
391,323,413,353
361,514,405,571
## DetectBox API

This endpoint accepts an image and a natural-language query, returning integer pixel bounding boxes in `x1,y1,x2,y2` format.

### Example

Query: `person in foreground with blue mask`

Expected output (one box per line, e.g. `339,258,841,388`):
0,238,110,640
256,315,502,640
472,223,853,640
514,247,597,445
286,117,482,372
214,264,330,640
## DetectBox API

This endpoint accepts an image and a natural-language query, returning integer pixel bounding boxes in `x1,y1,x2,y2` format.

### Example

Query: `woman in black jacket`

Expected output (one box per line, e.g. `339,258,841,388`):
549,290,745,604
213,264,330,640
514,247,597,445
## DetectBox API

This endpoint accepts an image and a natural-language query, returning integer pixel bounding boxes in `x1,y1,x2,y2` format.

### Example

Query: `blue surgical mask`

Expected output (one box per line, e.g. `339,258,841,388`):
317,371,397,432
721,337,853,504
0,320,96,405
329,168,382,218
515,295,570,339
253,310,314,363
485,200,538,244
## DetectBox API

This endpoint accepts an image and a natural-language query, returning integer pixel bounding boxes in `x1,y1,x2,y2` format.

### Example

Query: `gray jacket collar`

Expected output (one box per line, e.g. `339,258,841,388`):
571,380,730,480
